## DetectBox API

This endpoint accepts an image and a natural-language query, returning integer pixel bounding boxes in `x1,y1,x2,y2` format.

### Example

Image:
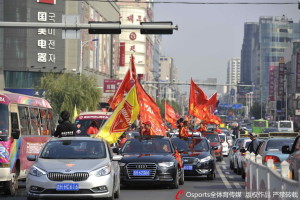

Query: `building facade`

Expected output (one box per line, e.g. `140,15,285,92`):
226,57,241,104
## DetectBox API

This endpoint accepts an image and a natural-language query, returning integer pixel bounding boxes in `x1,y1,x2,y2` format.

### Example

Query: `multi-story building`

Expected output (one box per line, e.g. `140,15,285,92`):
226,57,241,104
0,0,119,97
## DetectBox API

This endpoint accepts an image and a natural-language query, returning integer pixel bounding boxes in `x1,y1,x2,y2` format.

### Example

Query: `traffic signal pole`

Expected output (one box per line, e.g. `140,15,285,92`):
0,21,178,34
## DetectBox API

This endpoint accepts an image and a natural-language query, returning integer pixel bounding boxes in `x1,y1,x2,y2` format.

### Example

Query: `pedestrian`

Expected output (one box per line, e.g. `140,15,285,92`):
86,120,99,136
248,133,259,153
141,121,152,136
53,110,76,137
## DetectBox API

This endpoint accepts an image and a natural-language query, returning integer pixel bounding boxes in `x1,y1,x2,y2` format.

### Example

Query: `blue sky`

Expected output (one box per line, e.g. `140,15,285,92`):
154,0,300,87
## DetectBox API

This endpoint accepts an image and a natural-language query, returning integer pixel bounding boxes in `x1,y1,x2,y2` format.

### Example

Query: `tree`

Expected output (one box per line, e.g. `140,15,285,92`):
37,73,101,120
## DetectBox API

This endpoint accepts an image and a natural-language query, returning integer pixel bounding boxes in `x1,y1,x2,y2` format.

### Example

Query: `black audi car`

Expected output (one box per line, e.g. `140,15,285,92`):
171,137,216,180
115,136,184,189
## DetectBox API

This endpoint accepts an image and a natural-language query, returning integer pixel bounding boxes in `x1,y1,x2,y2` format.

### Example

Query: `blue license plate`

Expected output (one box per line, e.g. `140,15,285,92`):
133,170,150,176
184,165,193,170
56,183,79,191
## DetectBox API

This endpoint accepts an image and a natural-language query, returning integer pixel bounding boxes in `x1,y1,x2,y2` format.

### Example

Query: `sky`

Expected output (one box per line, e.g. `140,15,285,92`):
154,0,300,87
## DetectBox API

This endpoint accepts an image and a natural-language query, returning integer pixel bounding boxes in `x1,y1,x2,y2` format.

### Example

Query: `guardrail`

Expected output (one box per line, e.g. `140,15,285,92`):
245,152,299,200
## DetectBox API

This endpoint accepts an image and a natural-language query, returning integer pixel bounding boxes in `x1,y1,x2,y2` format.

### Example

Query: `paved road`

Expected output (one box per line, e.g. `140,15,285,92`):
0,157,246,200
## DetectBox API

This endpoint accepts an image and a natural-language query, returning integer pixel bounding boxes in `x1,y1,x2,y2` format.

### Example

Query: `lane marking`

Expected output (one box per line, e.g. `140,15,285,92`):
233,182,242,189
225,172,230,175
228,176,234,179
216,165,232,189
222,166,226,170
221,161,226,165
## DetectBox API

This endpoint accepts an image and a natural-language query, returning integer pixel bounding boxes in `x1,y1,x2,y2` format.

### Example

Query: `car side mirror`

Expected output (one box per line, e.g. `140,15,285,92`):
112,155,123,161
12,129,20,139
211,146,218,150
240,148,246,153
27,155,36,161
232,146,238,150
282,146,291,154
112,147,120,154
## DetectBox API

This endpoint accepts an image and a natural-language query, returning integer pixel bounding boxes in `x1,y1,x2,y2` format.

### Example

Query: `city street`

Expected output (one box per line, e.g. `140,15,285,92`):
0,157,245,200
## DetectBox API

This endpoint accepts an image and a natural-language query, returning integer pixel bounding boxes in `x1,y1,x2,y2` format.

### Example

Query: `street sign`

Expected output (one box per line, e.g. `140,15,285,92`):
103,79,122,93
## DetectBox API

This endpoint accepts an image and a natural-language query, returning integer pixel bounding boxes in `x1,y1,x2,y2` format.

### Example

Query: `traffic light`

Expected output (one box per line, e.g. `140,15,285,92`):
88,21,121,34
140,22,174,34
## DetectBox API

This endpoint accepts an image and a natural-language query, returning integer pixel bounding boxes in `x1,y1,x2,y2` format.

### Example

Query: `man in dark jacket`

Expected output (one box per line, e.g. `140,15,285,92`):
248,133,259,153
54,110,76,137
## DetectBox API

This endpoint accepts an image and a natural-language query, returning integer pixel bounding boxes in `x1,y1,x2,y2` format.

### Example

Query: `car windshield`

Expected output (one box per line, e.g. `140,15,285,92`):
0,104,9,136
171,138,209,152
40,140,106,159
204,134,220,142
245,141,251,148
279,122,292,128
266,139,294,151
75,119,107,135
121,139,173,154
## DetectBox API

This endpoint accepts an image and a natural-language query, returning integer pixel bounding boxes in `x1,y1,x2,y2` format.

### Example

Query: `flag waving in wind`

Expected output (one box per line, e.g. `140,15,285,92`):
95,86,140,144
189,79,208,119
165,101,177,129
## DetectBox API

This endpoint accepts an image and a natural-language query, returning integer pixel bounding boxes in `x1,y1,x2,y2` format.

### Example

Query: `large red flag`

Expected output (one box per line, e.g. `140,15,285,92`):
108,55,137,110
136,80,166,136
206,92,218,114
189,79,208,118
108,70,132,110
165,101,177,129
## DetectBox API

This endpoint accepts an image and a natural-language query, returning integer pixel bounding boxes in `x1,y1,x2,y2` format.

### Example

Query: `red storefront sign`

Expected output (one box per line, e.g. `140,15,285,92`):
104,79,123,93
119,42,125,66
269,66,275,101
278,59,285,97
37,0,56,4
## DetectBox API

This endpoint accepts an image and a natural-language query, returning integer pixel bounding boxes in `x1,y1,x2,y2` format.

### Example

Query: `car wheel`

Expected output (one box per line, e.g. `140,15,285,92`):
179,169,184,185
4,174,18,196
237,164,241,175
170,169,179,189
241,167,245,179
230,160,234,170
207,172,215,180
27,196,37,200
219,155,223,162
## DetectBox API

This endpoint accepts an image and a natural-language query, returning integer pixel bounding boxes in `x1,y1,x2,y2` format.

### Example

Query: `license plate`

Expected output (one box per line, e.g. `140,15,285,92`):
56,183,79,191
184,165,193,170
133,170,150,176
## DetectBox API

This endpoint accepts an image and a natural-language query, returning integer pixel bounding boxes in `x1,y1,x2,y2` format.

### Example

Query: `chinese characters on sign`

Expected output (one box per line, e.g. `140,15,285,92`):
126,14,147,23
277,59,285,97
269,66,275,101
104,79,123,93
37,11,56,63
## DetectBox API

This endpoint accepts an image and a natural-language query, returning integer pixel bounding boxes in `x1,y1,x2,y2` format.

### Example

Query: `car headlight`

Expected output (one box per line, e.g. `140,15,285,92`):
29,166,46,177
158,162,175,167
119,162,126,167
193,158,200,165
200,156,212,163
92,165,111,177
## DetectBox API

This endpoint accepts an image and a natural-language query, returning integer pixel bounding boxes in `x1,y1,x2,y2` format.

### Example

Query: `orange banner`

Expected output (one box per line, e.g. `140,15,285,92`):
136,80,166,136
189,79,208,118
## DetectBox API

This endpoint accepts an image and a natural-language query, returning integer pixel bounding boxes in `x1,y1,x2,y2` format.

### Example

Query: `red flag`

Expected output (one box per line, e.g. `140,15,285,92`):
189,79,208,117
130,55,137,81
203,114,222,125
206,92,218,114
165,101,177,129
136,80,166,136
108,70,132,110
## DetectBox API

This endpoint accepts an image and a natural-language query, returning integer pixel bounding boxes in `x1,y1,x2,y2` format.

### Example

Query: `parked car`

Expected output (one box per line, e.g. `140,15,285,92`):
171,137,216,180
26,137,122,200
201,132,223,161
117,136,184,189
282,135,300,181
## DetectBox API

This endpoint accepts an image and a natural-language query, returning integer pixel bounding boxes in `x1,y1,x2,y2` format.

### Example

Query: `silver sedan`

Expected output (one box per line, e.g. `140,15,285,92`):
26,137,122,200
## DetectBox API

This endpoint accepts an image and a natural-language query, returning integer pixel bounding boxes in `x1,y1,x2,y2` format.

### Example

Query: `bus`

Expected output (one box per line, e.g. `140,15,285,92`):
252,119,268,134
277,120,294,132
0,90,55,195
74,111,112,136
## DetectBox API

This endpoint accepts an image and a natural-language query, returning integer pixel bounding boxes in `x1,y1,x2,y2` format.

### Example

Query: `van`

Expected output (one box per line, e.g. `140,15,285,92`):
277,120,294,132
74,111,112,136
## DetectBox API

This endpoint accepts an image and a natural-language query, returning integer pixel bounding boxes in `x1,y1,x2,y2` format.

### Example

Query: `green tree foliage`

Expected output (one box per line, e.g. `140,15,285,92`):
38,73,101,120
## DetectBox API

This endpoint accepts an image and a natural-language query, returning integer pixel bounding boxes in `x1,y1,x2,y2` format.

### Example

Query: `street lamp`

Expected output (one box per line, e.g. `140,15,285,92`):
80,38,99,76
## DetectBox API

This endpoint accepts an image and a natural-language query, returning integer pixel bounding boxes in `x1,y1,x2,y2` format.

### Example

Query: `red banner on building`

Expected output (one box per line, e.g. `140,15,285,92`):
37,0,56,4
269,66,275,101
119,42,125,66
297,52,300,90
278,58,285,98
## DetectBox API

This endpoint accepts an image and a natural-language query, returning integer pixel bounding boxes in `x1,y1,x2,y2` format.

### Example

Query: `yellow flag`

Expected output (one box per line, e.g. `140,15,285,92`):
94,86,139,144
73,104,78,122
